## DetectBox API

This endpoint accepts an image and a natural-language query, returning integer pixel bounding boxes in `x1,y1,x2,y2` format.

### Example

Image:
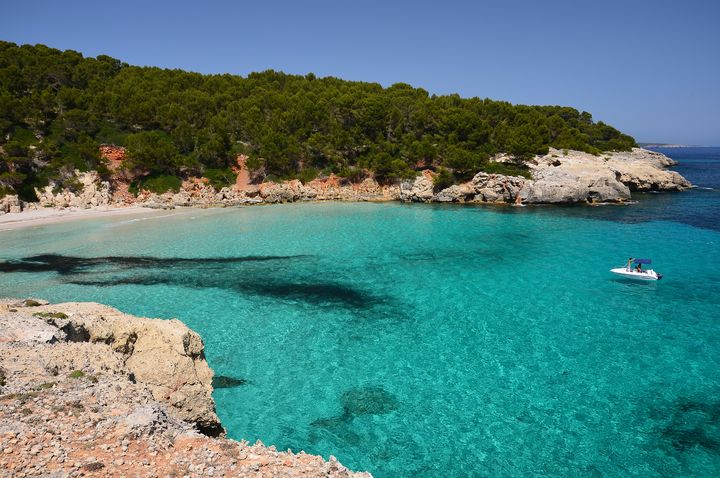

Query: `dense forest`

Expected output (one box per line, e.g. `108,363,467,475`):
0,41,636,199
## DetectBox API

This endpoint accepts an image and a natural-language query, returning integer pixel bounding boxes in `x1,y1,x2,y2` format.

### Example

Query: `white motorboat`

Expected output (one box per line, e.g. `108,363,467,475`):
610,258,663,281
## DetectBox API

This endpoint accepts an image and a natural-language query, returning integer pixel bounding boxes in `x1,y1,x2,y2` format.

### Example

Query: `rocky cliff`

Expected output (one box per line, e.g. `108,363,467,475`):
398,147,691,205
0,299,369,477
0,147,691,214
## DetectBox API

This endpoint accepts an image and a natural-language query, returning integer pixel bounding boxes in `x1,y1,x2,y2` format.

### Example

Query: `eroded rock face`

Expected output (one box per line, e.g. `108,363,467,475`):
259,179,317,203
0,300,222,436
0,194,23,213
400,171,435,202
35,171,112,209
469,173,527,203
522,148,689,203
0,299,368,477
3,147,691,212
407,147,690,205
606,148,691,192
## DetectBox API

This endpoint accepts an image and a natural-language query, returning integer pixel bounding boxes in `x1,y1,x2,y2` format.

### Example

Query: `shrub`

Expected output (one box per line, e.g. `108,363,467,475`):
68,370,85,379
480,161,532,179
433,168,454,192
33,311,68,319
140,174,182,194
297,167,319,184
204,168,236,190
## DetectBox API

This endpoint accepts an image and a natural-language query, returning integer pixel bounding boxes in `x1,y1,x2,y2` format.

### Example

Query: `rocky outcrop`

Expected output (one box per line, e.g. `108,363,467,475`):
0,299,368,478
468,173,527,203
1,300,221,435
519,148,690,203
0,195,22,214
34,171,112,209
0,299,369,477
604,148,691,192
400,171,435,202
259,179,317,203
414,147,690,205
0,147,692,214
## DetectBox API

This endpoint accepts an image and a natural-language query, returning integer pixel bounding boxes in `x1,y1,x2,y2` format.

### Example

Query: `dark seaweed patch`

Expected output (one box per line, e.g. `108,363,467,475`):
340,386,399,417
311,386,399,444
0,254,390,310
71,275,380,309
248,283,370,307
0,254,308,275
660,399,720,453
212,376,248,389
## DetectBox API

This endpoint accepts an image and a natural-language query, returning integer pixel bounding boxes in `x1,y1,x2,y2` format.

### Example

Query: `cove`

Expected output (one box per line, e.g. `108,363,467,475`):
1,200,719,477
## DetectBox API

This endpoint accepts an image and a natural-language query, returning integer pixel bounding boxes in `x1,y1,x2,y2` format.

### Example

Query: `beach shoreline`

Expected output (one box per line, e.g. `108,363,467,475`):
0,206,160,231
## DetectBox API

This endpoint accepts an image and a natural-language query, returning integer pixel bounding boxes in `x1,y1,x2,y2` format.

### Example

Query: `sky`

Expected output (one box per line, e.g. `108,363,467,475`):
2,0,719,145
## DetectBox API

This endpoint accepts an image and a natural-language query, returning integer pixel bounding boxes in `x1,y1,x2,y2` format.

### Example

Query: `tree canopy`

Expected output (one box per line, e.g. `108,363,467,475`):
0,41,636,199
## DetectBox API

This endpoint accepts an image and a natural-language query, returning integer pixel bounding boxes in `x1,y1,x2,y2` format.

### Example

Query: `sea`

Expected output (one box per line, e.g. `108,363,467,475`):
1,147,719,477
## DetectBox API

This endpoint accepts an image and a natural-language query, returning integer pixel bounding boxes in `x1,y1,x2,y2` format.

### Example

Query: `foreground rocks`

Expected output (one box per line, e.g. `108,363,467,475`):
0,147,691,214
0,299,369,477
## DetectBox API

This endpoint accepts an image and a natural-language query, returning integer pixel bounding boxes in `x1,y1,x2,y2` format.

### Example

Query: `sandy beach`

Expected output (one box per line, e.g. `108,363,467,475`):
0,207,162,232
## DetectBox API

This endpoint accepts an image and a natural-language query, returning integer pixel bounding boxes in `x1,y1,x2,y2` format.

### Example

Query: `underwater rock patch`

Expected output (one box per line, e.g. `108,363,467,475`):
341,386,399,417
212,375,248,389
660,399,720,453
310,386,399,444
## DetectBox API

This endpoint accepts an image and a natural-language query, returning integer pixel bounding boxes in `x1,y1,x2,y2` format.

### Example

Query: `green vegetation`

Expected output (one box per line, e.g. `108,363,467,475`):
0,41,636,198
67,370,85,379
1,391,38,403
23,299,42,307
33,311,69,319
433,168,454,193
130,174,182,194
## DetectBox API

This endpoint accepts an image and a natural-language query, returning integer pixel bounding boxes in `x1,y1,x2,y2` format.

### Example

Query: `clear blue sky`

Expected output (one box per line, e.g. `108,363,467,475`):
3,0,719,145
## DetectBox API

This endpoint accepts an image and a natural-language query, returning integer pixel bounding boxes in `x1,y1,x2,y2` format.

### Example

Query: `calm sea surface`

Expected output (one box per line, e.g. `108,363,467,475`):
1,147,719,476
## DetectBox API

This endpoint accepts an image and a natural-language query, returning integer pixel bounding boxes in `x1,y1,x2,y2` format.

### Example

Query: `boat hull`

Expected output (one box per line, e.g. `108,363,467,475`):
610,268,662,281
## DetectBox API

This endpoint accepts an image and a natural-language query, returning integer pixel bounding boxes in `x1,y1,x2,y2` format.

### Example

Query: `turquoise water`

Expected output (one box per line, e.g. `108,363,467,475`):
1,151,720,476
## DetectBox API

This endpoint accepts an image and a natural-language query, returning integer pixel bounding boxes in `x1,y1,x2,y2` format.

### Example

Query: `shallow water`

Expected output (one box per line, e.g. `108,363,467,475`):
1,149,719,477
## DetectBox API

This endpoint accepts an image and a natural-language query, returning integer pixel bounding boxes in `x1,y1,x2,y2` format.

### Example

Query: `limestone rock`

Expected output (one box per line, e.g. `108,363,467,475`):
469,172,528,203
0,195,23,213
0,314,66,344
432,183,475,202
34,170,112,209
521,147,688,203
400,171,435,202
12,301,222,436
606,148,691,191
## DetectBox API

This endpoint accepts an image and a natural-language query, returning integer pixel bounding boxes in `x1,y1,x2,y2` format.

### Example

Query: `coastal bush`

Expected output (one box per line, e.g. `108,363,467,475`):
204,167,236,190
0,41,637,196
68,370,85,379
32,311,69,319
433,168,454,192
481,161,532,179
138,174,182,194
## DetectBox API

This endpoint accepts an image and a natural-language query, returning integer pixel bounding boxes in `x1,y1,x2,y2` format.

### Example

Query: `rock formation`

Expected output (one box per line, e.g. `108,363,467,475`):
0,299,369,477
0,195,22,214
423,148,691,205
0,147,692,214
399,171,435,202
519,148,691,203
34,171,113,209
2,300,221,435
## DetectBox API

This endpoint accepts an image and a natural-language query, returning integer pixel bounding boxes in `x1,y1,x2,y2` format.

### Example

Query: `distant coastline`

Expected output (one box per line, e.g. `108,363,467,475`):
639,143,707,148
